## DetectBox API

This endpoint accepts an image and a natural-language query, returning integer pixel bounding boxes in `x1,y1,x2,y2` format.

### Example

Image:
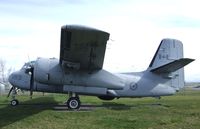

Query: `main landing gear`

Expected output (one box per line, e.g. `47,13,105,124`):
66,93,81,110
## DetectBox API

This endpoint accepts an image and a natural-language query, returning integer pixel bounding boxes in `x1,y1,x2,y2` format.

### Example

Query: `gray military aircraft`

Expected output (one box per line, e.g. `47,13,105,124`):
8,25,194,109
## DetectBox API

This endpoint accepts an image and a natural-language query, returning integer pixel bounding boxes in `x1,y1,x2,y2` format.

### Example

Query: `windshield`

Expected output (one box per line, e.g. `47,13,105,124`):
21,61,35,70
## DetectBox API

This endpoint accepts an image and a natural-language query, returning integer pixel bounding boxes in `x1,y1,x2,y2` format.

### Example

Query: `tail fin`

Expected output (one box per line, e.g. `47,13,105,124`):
149,38,183,69
149,38,194,90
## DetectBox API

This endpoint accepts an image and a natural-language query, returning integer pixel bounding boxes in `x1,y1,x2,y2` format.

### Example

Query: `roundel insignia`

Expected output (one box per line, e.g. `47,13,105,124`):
130,82,138,90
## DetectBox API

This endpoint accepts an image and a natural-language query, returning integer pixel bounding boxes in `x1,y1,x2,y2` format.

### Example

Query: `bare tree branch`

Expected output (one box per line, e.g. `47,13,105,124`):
0,59,6,83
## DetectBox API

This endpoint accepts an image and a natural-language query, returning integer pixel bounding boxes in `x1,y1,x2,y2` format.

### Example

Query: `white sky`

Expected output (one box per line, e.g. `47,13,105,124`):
0,0,200,82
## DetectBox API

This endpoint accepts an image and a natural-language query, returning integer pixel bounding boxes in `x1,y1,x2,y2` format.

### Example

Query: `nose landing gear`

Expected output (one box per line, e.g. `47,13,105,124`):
7,86,19,106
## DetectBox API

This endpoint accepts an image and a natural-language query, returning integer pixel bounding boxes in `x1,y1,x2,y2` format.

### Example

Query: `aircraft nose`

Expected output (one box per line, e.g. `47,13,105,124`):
8,73,13,85
8,72,17,86
8,70,31,90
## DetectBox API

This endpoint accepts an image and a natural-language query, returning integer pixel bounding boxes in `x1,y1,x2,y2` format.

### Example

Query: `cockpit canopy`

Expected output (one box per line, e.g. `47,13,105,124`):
21,61,35,70
21,61,35,74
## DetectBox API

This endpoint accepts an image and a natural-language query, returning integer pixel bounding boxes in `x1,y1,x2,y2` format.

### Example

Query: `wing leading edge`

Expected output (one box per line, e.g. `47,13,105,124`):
60,25,110,70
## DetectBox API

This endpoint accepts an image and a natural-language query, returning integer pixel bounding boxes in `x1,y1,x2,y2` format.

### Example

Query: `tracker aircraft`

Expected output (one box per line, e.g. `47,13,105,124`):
8,25,194,109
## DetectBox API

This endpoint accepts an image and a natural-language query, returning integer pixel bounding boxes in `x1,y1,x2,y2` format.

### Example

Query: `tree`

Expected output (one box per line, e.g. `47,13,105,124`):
0,59,6,83
0,58,13,92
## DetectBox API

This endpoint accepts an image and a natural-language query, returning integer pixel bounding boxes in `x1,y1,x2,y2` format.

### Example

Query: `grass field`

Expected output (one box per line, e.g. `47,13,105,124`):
0,89,200,129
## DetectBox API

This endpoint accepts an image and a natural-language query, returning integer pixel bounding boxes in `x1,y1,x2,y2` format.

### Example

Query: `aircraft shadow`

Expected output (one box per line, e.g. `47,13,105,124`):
0,97,58,128
100,102,131,110
53,102,132,111
86,102,170,110
53,102,170,111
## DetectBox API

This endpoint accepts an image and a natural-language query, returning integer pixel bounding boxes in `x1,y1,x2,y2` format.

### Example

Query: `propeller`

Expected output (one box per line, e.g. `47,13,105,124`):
29,67,34,99
27,54,34,99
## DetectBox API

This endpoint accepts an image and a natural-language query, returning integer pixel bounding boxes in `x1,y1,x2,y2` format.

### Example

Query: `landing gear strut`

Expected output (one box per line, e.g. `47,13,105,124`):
66,93,81,110
10,87,19,106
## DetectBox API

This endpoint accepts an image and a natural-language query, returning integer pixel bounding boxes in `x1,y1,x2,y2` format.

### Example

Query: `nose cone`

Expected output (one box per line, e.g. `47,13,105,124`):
8,71,21,86
8,70,31,90
8,72,15,85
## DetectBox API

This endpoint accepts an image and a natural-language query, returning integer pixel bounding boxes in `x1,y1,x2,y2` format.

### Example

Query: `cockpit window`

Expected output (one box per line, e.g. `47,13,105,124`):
21,61,35,70
21,61,35,75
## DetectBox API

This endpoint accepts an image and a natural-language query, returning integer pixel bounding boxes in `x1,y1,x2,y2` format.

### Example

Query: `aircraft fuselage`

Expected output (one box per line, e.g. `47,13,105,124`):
9,57,176,99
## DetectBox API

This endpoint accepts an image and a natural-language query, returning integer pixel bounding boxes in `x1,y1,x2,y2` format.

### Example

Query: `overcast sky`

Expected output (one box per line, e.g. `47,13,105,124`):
0,0,200,82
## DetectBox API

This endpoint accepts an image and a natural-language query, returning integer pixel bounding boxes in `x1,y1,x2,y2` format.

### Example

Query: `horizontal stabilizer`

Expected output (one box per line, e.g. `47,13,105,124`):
150,58,194,73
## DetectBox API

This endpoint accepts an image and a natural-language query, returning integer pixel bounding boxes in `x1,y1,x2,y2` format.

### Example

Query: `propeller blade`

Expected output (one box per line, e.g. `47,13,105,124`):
7,86,14,98
29,67,34,99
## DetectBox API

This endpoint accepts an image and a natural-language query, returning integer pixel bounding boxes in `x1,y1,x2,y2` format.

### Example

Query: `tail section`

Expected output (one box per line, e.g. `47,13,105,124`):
149,38,194,90
149,38,183,69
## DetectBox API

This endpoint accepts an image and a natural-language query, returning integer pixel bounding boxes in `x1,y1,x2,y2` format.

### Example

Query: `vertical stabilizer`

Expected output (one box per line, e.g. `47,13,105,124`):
149,38,183,69
149,39,186,90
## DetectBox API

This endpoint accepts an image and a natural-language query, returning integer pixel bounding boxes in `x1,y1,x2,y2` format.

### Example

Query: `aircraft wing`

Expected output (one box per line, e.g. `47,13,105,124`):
60,25,110,70
150,58,194,73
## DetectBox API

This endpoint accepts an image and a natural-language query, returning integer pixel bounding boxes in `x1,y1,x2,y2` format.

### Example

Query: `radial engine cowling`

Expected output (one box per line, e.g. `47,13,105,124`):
34,58,63,85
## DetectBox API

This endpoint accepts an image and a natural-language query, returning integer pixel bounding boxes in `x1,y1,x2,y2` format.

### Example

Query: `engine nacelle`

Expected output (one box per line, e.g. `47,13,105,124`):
34,58,63,85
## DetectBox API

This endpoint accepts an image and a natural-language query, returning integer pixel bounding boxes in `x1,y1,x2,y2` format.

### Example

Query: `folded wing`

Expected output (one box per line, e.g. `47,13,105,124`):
60,25,110,70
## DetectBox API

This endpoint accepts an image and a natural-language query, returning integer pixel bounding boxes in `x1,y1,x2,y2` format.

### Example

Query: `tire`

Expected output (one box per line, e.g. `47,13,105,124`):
11,99,19,106
67,97,81,110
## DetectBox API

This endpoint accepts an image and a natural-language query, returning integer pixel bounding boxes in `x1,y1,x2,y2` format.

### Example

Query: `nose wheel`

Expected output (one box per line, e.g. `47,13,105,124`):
66,93,81,110
11,99,19,106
